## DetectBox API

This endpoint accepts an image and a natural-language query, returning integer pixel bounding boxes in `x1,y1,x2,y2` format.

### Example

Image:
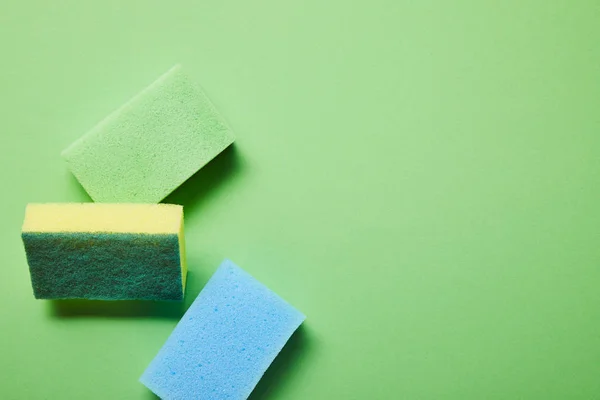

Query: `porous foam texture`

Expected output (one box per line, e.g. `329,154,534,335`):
61,64,235,203
21,203,187,301
140,259,305,399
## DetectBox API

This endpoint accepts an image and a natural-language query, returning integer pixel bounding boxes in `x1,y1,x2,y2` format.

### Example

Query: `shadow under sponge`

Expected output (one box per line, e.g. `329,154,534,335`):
21,203,187,301
61,64,235,203
140,259,305,399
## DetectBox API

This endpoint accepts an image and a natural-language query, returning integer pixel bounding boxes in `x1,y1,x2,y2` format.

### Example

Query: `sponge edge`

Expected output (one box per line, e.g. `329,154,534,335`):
140,259,305,399
61,64,235,203
22,203,187,300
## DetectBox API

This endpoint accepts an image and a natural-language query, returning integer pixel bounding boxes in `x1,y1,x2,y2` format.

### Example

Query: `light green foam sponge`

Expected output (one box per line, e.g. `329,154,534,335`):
62,65,235,203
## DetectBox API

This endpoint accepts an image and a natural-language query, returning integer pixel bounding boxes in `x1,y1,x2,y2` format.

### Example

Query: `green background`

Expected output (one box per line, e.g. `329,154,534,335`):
1,0,600,399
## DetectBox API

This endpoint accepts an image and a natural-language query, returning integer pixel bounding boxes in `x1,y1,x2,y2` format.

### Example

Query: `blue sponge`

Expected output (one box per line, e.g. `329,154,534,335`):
140,259,305,399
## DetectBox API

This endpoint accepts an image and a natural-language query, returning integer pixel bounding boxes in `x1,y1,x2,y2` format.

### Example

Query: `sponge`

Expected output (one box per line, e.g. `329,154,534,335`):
21,203,187,300
61,65,235,203
140,259,305,399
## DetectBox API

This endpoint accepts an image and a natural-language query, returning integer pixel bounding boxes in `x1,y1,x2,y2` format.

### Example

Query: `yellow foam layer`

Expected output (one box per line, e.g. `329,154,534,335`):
22,203,183,234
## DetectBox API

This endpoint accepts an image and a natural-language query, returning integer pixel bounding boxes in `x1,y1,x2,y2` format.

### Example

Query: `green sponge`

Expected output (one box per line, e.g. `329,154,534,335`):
61,65,235,203
21,203,187,301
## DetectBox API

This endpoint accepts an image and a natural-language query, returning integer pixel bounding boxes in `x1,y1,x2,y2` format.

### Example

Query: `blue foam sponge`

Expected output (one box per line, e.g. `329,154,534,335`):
140,259,305,399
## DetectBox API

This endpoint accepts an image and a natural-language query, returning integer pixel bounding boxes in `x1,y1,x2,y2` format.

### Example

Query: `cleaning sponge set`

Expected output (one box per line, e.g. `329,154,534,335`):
21,65,304,399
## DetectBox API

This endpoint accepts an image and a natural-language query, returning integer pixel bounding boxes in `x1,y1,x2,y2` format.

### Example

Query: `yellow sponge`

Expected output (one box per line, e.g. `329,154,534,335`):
22,203,187,300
